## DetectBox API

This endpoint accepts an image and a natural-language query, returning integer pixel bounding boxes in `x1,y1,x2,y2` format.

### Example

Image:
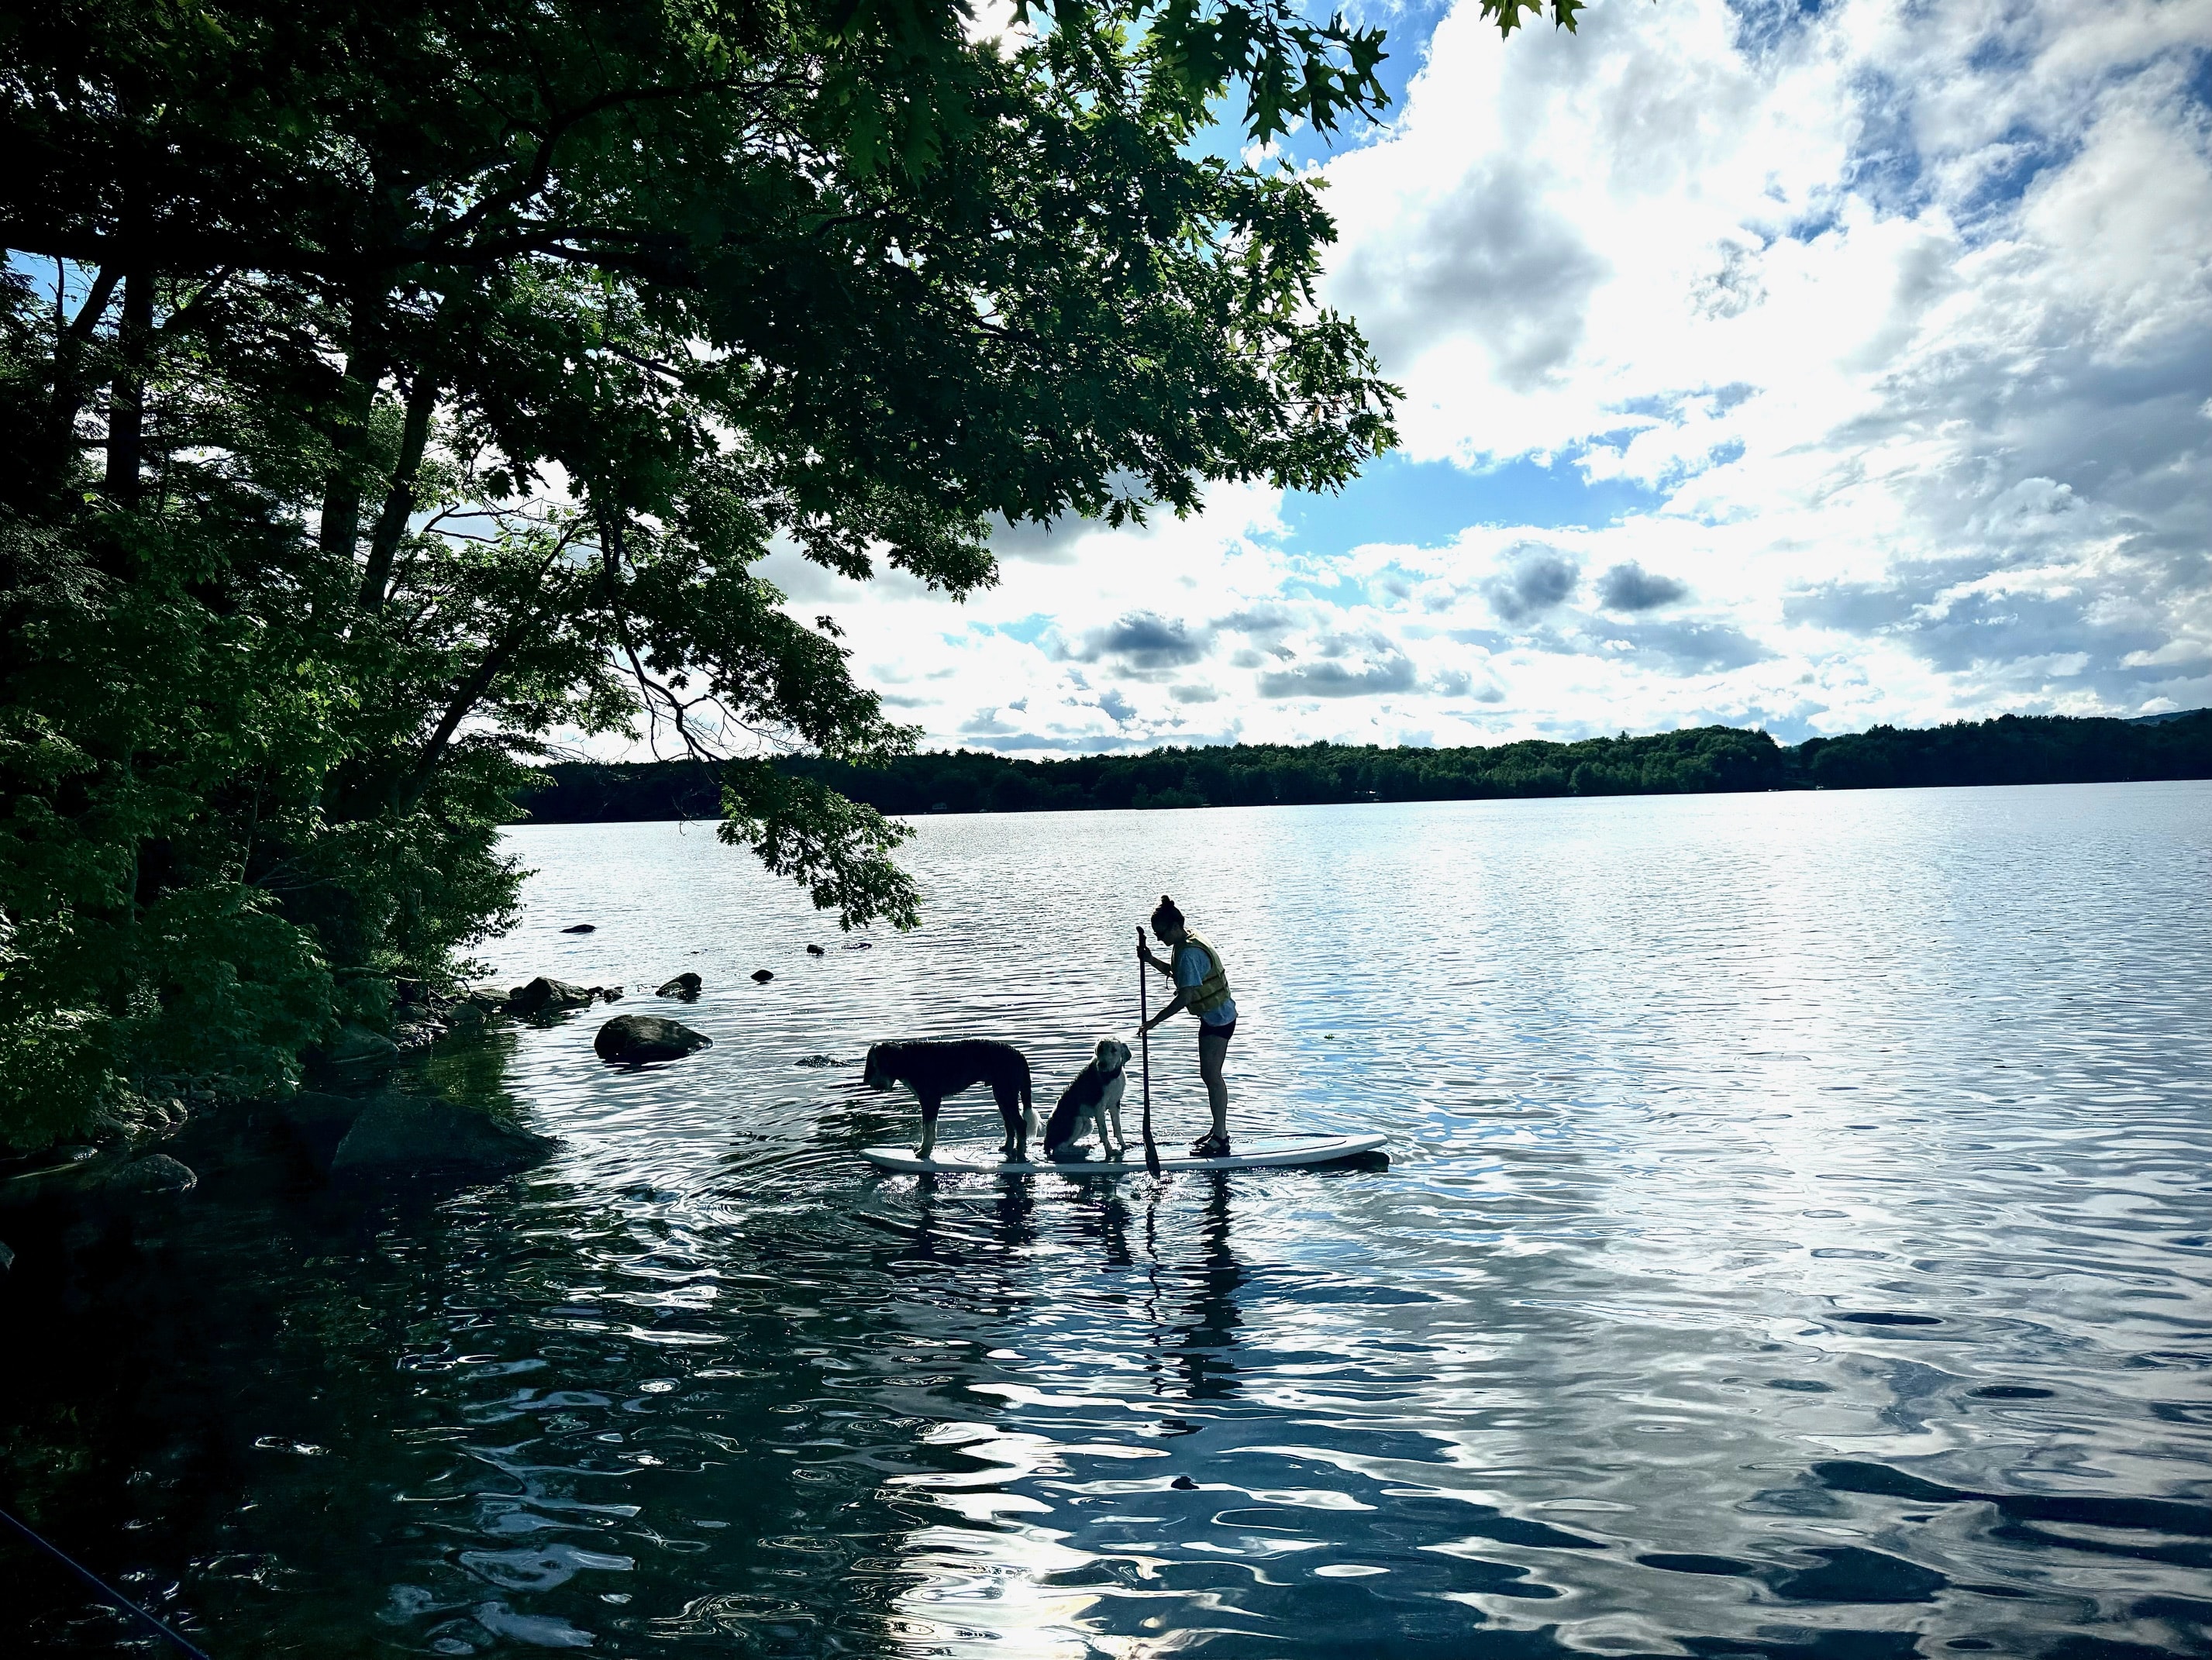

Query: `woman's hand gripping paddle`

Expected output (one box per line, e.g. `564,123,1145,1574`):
1137,925,1160,1176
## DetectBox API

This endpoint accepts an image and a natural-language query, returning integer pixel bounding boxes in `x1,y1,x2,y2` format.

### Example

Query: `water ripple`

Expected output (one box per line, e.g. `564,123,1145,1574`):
7,784,2210,1656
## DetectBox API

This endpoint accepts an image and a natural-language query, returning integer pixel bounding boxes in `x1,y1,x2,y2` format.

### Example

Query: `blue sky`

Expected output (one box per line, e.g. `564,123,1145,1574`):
736,0,2210,757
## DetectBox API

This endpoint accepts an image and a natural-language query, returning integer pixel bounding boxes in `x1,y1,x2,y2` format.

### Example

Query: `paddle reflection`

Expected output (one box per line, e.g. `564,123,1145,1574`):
1149,1174,1246,1418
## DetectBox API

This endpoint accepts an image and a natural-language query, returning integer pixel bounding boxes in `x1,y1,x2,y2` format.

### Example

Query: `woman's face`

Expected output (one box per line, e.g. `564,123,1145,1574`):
1153,919,1185,946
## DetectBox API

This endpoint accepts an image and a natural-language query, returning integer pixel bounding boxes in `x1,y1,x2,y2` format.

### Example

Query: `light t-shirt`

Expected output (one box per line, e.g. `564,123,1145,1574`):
1174,942,1237,1028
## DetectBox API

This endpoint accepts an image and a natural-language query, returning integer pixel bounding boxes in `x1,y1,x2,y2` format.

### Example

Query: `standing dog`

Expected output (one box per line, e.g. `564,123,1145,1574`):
863,1039,1034,1160
1042,1039,1133,1161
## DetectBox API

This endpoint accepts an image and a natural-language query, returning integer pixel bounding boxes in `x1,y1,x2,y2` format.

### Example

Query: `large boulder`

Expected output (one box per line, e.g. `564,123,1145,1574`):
329,1095,556,1181
508,976,597,1017
594,1014,711,1065
258,1090,374,1169
655,973,701,998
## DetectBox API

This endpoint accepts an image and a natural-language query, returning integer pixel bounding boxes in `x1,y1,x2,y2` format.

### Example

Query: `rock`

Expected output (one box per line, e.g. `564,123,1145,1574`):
0,1238,14,1273
103,1154,198,1196
393,1016,449,1054
656,973,702,998
794,1055,847,1069
750,969,774,983
593,985,625,1003
594,1014,711,1065
329,1095,556,1181
507,976,597,1016
561,923,597,934
805,944,825,957
446,1000,487,1028
310,1023,402,1077
260,1090,371,1169
843,940,871,950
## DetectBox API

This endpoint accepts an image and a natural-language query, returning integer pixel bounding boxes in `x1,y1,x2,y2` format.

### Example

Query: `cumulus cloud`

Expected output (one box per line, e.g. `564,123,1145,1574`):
1332,157,1609,388
1482,545,1580,622
1061,611,1211,673
1597,562,1690,611
1256,630,1422,699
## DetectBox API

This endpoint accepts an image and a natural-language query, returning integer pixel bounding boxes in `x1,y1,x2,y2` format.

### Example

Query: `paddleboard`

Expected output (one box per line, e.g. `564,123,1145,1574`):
860,1132,1386,1176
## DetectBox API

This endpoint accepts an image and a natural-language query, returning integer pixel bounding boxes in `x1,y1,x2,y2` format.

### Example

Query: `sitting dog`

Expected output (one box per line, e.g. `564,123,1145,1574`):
1041,1038,1133,1161
863,1039,1035,1160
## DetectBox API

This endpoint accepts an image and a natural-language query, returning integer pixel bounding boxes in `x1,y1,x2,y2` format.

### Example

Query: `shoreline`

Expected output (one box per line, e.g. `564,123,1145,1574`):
512,711,2212,825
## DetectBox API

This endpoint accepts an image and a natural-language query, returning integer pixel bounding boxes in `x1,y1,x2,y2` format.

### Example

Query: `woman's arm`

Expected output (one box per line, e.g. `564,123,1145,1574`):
1142,990,1189,1033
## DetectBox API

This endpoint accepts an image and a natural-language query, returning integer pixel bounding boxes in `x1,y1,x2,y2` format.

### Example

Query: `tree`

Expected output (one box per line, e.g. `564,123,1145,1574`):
0,0,1582,1142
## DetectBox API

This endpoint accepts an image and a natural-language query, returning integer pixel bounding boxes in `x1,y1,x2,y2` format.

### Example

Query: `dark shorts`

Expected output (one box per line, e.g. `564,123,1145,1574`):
1200,1019,1235,1045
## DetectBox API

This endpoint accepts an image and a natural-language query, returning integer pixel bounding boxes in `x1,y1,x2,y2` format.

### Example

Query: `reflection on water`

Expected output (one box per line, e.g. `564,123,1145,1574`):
4,784,2210,1657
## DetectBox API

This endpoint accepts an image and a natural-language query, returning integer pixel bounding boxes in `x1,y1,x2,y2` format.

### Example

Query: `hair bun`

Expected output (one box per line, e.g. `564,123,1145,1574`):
1160,894,1173,905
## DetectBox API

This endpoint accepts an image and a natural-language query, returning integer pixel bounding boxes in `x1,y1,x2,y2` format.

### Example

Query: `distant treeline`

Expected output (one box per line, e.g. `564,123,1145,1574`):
514,711,2212,823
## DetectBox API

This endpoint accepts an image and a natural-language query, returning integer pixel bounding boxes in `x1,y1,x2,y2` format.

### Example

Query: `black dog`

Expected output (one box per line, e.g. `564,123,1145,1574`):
863,1039,1035,1160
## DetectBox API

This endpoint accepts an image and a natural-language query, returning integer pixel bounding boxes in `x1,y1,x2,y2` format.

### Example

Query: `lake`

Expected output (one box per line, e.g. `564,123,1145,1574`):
6,783,2210,1657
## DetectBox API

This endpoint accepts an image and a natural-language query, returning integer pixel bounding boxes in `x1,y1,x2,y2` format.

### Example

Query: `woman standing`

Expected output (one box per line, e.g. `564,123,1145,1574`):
1139,895,1238,1157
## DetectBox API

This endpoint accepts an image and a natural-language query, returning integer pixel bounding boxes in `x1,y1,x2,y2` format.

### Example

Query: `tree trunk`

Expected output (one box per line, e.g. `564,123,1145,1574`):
102,267,153,503
50,263,121,480
317,300,386,567
391,624,529,815
357,369,439,611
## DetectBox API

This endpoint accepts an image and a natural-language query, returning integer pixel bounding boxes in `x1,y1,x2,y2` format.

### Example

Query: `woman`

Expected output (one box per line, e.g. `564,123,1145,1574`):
1138,895,1238,1157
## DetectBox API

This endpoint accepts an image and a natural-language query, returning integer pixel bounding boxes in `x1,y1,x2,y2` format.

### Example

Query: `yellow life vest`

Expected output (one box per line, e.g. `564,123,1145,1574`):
1177,932,1232,1017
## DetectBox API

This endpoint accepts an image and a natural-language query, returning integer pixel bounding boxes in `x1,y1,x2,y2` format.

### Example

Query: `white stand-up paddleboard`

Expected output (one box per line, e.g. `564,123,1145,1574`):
860,1132,1386,1176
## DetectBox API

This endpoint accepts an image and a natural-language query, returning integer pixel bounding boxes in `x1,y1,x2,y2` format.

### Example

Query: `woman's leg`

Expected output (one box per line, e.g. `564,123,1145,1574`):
1198,1030,1229,1141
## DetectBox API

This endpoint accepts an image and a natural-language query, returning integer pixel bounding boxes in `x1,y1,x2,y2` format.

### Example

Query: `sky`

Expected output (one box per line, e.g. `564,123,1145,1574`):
753,0,2212,755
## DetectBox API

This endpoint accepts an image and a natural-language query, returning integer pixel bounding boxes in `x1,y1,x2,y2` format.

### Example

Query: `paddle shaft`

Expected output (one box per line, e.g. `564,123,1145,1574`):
1137,926,1159,1175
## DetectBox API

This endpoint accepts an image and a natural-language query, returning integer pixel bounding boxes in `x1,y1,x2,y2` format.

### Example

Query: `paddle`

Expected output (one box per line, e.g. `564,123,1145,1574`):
1137,925,1160,1176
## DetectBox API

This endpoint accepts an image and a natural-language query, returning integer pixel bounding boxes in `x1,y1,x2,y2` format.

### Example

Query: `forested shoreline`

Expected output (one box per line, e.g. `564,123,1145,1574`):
515,710,2212,823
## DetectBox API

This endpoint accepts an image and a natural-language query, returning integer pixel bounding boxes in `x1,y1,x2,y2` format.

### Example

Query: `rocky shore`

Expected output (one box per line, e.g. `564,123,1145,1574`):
0,966,705,1279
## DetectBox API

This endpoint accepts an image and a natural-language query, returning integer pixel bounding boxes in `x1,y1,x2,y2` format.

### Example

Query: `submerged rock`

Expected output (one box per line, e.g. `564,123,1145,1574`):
560,923,597,934
103,1154,198,1196
750,969,774,983
310,1022,402,1077
329,1095,556,1181
806,944,826,957
594,1014,711,1065
508,976,597,1016
794,1055,848,1069
656,973,702,998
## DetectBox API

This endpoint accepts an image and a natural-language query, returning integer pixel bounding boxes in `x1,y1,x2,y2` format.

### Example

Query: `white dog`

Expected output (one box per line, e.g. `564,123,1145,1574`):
1040,1038,1133,1159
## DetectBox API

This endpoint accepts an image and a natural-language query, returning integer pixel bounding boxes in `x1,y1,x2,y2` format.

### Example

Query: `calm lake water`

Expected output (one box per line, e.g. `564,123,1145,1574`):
6,784,2211,1658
